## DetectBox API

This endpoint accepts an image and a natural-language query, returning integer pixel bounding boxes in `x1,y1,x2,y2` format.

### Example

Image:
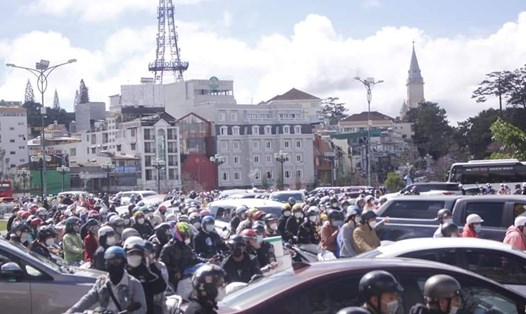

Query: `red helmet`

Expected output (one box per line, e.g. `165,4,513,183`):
22,211,32,219
199,210,211,218
158,205,167,213
240,228,257,239
29,205,38,214
30,218,43,228
252,210,265,221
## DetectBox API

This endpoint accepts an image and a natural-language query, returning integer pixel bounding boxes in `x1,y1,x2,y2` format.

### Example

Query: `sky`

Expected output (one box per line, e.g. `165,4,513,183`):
0,0,525,124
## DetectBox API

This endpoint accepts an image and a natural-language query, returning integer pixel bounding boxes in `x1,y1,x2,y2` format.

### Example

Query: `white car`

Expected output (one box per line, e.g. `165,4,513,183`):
116,190,159,205
355,237,526,296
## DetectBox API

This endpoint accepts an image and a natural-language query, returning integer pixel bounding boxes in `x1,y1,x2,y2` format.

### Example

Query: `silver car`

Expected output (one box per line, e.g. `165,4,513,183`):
0,238,103,314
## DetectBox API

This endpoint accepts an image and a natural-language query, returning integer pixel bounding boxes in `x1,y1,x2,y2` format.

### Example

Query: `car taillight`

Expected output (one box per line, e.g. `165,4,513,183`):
442,192,454,195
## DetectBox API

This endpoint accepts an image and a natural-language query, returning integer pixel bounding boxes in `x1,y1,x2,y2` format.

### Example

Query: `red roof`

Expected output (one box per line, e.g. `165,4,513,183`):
267,88,320,102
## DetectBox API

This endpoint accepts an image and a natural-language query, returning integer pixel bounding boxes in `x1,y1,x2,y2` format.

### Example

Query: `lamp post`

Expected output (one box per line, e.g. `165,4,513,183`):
56,165,70,192
152,159,166,193
17,168,31,195
79,172,90,191
274,150,289,190
209,154,224,190
6,58,76,197
30,154,51,197
354,76,383,187
101,162,115,194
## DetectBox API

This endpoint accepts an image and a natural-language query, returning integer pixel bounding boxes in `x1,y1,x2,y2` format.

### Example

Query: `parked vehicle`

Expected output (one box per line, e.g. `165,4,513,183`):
175,258,526,313
116,190,159,205
207,199,284,222
384,182,463,198
355,237,526,296
269,190,306,204
375,195,526,241
56,190,90,199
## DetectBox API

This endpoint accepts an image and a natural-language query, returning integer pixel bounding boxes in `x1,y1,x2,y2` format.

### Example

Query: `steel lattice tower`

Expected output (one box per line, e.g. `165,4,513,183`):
148,0,189,83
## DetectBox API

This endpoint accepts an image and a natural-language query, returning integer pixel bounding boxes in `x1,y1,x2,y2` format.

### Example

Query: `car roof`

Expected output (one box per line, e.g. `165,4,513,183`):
455,195,526,201
208,198,284,208
411,182,459,185
373,237,526,257
269,190,305,195
384,195,463,201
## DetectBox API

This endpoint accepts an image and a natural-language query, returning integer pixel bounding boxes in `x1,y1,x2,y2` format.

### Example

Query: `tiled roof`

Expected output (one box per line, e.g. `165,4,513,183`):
267,88,320,102
341,111,394,122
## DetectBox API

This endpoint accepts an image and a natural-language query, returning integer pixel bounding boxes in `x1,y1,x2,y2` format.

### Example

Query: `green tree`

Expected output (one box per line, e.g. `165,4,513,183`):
473,64,526,112
78,79,90,104
404,102,453,159
454,109,499,159
74,90,80,109
322,97,349,125
383,172,405,193
22,101,43,137
489,117,526,160
24,79,35,103
53,89,60,110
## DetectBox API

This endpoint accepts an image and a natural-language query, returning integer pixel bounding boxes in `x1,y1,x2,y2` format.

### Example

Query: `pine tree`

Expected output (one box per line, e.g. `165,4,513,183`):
79,79,90,104
24,79,35,103
53,89,60,109
74,90,80,109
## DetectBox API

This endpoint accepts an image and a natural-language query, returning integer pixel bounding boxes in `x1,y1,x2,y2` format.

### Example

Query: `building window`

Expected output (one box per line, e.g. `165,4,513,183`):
264,126,272,135
294,125,302,134
218,112,226,121
296,140,302,148
296,154,302,162
253,141,260,149
230,112,238,122
265,141,271,149
254,156,260,163
9,127,14,131
220,126,228,135
169,169,176,180
283,125,290,134
131,143,136,150
284,140,290,148
233,141,240,150
266,170,273,178
9,151,15,155
232,126,240,135
221,141,228,150
131,129,136,137
221,172,228,181
285,170,291,178
252,126,259,135
168,129,177,140
266,155,272,163
70,148,76,156
146,169,153,181
296,170,302,178
233,156,240,164
145,156,152,167
9,139,14,143
234,172,241,181
116,144,121,152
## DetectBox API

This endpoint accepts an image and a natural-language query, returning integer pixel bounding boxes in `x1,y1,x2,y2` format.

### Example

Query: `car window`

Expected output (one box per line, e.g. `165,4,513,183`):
512,203,526,219
463,202,503,227
462,249,526,285
401,249,457,266
382,200,446,219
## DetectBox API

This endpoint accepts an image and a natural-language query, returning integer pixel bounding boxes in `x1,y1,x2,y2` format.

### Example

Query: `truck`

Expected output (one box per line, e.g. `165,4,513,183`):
374,195,526,242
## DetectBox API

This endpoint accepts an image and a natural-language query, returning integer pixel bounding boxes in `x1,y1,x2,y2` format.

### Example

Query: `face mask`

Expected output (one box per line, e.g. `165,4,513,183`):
124,219,130,225
127,255,142,268
332,203,338,207
384,300,398,314
354,216,361,224
443,218,453,224
309,216,317,222
474,224,482,233
449,306,458,314
45,238,55,246
283,211,291,217
368,221,376,229
106,236,116,246
73,226,80,233
332,220,343,227
216,286,226,302
193,222,201,229
256,235,263,244
184,238,191,245
107,261,125,284
205,224,215,233
270,223,278,230
232,247,243,257
294,212,302,219
137,218,145,224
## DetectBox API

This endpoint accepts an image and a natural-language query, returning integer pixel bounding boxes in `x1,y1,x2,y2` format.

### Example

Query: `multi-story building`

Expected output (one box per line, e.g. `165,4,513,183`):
0,106,29,177
74,102,106,132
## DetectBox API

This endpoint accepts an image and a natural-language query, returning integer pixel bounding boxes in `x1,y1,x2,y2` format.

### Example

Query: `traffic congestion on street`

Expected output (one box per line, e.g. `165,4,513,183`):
2,182,526,314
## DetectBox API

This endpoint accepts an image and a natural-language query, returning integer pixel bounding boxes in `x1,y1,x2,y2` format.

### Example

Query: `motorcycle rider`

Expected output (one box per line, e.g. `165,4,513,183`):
65,246,147,314
91,225,117,271
440,222,459,238
285,204,304,243
263,213,280,237
184,264,227,314
297,207,321,245
503,216,526,250
194,216,227,259
320,210,343,256
62,216,84,266
241,227,277,272
222,235,262,284
409,274,462,314
278,204,292,241
356,270,404,314
353,211,381,254
461,214,483,238
83,219,100,263
151,223,173,259
230,205,248,233
29,225,57,260
433,209,453,238
133,211,154,240
339,206,360,258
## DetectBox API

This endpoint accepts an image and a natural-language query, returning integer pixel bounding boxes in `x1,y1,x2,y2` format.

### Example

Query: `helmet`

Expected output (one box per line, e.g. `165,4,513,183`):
228,235,246,247
292,204,302,212
199,210,211,218
134,211,145,219
235,205,249,216
424,274,461,301
288,197,296,204
359,270,403,303
191,264,226,301
365,195,374,202
178,214,189,222
281,204,292,212
336,307,371,314
201,216,215,226
155,223,173,243
240,229,257,240
252,210,265,221
436,209,452,221
143,241,155,253
30,217,43,228
104,246,126,260
189,212,201,224
327,210,344,221
440,222,459,237
121,228,140,242
98,226,116,238
466,214,484,225
252,222,265,233
174,222,192,242
306,208,319,217
515,216,526,227
263,213,277,223
88,210,100,220
361,211,377,223
109,217,125,228
37,225,58,240
346,205,360,217
158,205,167,214
123,236,145,253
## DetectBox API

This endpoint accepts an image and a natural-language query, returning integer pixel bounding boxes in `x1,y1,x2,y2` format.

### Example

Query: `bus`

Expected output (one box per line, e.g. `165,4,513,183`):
0,180,14,202
447,159,526,190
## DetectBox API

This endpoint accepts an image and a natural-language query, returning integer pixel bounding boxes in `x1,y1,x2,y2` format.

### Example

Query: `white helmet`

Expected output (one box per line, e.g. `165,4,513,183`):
123,236,145,252
515,216,526,227
98,226,115,238
466,214,484,225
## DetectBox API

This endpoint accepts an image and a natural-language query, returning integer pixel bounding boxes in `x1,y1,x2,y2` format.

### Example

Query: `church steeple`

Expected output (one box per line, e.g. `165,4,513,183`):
407,41,424,85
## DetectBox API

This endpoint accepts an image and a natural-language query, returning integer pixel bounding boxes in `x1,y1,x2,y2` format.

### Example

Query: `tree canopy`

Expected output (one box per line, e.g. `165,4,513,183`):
24,79,35,103
321,97,349,125
490,117,526,160
473,64,526,111
79,79,90,104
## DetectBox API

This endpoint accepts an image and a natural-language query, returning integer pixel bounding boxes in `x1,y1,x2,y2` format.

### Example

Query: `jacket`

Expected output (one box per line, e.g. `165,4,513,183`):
320,221,338,253
339,221,358,258
222,252,262,284
127,263,167,314
194,229,227,258
84,233,98,262
66,271,147,314
461,224,478,238
409,303,444,314
62,232,84,263
277,216,290,242
503,225,526,250
184,298,218,314
297,221,320,245
160,239,201,288
133,221,155,240
284,216,302,243
353,224,381,254
255,241,276,268
30,240,52,260
92,245,110,271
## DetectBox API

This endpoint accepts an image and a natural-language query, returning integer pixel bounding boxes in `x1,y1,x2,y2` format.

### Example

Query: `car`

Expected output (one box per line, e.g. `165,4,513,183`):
384,182,464,198
116,190,159,205
207,198,284,223
206,258,526,314
56,190,90,199
0,237,103,314
269,190,306,204
354,237,526,296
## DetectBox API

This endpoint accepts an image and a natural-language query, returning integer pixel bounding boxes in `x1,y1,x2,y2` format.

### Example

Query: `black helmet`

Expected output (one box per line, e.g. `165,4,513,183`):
192,264,226,302
440,222,459,237
288,197,296,204
424,274,461,301
37,225,58,240
359,270,403,303
436,209,452,221
336,307,370,314
155,223,173,244
361,211,377,224
327,210,343,221
228,235,246,247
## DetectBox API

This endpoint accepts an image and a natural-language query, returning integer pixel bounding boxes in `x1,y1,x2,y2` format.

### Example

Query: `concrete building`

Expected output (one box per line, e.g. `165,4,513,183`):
75,102,107,132
0,106,29,177
400,44,425,117
265,88,323,124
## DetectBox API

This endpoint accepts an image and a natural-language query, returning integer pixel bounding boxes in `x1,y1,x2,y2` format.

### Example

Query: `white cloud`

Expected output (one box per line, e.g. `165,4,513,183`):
222,11,233,28
1,11,526,124
363,0,381,8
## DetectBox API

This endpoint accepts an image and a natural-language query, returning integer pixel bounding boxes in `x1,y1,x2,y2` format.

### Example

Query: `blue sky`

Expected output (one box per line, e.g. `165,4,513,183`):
1,0,526,122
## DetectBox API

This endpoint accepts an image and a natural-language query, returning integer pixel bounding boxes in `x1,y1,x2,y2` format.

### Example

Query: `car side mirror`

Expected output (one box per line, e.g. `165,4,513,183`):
1,262,23,281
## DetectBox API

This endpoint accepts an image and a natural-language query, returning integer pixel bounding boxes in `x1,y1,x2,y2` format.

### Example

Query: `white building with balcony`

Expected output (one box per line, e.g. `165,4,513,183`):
0,106,29,176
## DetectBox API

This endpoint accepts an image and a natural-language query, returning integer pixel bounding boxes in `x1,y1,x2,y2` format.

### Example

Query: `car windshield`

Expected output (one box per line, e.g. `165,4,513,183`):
270,192,305,203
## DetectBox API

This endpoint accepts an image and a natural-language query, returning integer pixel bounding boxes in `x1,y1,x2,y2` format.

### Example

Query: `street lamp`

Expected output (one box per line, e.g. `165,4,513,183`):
56,165,70,192
152,159,166,193
30,154,51,197
79,172,90,191
6,58,77,197
101,162,115,194
17,168,31,195
274,150,289,190
354,76,383,187
209,154,225,189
